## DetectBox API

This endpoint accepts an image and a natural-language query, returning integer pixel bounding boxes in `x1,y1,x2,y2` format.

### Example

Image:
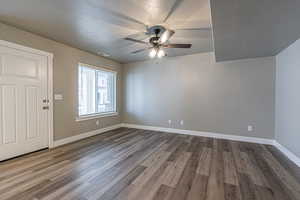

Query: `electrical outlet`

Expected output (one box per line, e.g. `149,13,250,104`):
248,125,253,132
180,120,184,126
96,120,100,126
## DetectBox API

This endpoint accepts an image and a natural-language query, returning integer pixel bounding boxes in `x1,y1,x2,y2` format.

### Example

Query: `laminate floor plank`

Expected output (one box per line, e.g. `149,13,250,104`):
152,185,173,200
0,128,299,200
206,139,225,200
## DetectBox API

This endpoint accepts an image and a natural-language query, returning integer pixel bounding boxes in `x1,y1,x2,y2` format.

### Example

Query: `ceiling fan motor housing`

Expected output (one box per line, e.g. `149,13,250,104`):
148,25,166,46
125,24,192,55
149,36,160,46
147,25,166,36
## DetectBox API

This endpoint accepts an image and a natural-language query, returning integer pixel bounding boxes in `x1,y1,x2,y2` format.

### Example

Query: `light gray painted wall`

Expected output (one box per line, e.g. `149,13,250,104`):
276,38,300,158
123,53,275,139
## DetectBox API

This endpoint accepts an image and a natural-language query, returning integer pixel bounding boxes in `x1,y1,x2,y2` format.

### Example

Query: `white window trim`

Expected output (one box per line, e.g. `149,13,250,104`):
76,112,119,122
78,62,117,73
77,63,118,121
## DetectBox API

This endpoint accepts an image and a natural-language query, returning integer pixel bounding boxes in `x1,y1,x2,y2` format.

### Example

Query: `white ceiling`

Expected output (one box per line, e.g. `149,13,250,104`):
0,0,213,63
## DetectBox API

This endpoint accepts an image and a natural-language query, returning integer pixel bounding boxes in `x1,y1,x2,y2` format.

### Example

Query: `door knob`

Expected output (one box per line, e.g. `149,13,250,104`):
42,106,49,110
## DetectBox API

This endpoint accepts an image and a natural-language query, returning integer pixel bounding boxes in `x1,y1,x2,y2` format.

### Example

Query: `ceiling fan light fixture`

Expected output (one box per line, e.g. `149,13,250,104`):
160,34,168,44
157,49,165,58
149,48,157,58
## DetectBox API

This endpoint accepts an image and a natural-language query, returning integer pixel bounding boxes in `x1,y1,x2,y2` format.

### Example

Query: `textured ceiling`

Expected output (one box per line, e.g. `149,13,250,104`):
0,0,213,63
210,0,300,62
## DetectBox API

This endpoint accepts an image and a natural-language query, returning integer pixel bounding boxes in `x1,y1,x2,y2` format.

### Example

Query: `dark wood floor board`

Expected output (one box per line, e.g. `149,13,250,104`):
231,141,248,174
206,139,225,200
5,179,53,200
0,128,299,200
0,160,73,199
164,135,185,153
0,149,63,172
167,139,202,200
220,139,232,152
202,137,214,148
186,174,208,200
254,185,274,200
39,137,160,199
113,162,169,200
166,139,190,162
0,152,62,179
266,145,300,181
0,160,70,192
223,151,239,185
197,147,212,176
237,172,257,200
247,143,297,200
161,152,191,188
186,136,202,152
260,145,300,199
224,183,242,200
83,136,168,199
239,151,269,187
34,173,80,199
96,165,146,200
152,185,174,200
131,163,170,200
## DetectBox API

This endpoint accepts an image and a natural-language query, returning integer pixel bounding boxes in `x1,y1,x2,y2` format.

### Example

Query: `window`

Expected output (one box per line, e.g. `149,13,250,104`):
78,63,117,119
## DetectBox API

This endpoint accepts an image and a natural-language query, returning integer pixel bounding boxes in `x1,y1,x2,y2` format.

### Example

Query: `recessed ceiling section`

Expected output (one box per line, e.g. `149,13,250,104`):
210,0,300,62
0,0,213,63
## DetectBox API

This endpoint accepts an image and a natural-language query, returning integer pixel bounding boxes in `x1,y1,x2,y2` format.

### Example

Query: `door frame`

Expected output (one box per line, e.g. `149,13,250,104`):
0,40,54,148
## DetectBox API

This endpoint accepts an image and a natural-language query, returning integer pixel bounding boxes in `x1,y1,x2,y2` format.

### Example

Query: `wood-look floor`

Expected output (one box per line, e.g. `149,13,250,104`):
0,128,300,200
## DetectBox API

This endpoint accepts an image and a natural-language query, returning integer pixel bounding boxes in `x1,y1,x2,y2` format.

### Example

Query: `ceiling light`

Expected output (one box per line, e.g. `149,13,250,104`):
160,31,171,44
157,49,165,58
149,48,157,58
160,34,168,44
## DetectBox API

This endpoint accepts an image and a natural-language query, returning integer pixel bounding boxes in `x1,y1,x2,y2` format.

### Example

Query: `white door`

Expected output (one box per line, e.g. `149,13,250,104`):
0,44,49,161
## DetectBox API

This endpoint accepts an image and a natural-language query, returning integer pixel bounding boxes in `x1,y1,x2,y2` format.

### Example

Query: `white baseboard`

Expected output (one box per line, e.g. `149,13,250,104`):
121,123,274,145
273,141,300,167
52,123,123,148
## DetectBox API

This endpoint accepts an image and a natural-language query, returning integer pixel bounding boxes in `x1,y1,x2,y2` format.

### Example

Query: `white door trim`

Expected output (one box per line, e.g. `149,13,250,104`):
0,40,54,148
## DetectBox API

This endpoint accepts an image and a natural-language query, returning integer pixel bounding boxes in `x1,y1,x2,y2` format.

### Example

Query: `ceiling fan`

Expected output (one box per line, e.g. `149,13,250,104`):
124,25,192,58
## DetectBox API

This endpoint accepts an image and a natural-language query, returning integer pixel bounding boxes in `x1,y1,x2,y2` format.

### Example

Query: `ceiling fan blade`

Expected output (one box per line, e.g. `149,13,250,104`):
87,2,148,31
126,32,150,41
159,29,175,44
163,44,192,48
108,10,148,28
124,37,148,44
163,0,184,23
131,48,151,54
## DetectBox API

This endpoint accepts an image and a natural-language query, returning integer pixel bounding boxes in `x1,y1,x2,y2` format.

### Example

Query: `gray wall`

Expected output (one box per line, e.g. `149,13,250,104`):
0,22,122,141
276,38,300,158
123,53,275,139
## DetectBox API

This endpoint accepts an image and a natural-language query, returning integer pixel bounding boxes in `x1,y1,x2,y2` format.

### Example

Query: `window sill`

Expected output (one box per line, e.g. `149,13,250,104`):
76,112,119,122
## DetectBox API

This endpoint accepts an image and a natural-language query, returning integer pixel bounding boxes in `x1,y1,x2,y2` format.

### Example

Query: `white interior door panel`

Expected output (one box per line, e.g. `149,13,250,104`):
0,44,49,161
